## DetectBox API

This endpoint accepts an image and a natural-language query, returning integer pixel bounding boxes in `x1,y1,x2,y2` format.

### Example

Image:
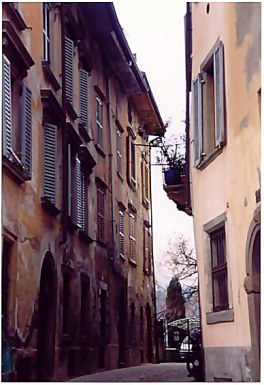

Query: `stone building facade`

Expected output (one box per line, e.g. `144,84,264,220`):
2,3,164,381
163,2,260,382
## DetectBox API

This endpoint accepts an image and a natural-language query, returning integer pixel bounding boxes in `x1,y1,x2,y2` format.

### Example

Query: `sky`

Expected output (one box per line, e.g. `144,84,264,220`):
113,0,195,287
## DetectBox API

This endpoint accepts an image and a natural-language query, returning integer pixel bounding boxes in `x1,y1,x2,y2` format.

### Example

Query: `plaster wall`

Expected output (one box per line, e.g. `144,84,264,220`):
190,0,261,355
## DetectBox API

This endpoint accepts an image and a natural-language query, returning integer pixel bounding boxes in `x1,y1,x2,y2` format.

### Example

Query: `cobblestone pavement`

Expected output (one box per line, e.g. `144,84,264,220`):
69,362,193,382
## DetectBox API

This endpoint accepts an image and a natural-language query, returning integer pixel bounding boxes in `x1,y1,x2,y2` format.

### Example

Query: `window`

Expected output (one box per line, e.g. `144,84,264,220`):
210,226,229,312
119,210,125,258
97,188,105,242
129,213,136,261
76,158,87,231
43,123,57,206
65,36,74,107
116,130,122,175
96,96,103,148
43,3,50,62
193,40,225,167
143,225,152,274
80,276,90,337
127,135,136,189
79,68,89,135
142,156,150,207
2,54,32,180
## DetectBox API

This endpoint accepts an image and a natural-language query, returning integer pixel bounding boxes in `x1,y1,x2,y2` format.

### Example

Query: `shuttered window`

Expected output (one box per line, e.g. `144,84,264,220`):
79,68,89,133
129,213,136,260
76,158,87,231
96,97,103,148
21,85,32,176
117,130,122,174
43,123,57,204
2,54,32,177
65,37,74,106
143,226,152,274
141,158,150,204
2,55,12,158
119,210,124,257
97,188,105,241
43,3,50,62
193,41,225,168
127,136,136,189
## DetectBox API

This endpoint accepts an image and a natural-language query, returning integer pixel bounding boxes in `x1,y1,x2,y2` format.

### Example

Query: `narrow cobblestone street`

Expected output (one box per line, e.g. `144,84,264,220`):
69,362,193,382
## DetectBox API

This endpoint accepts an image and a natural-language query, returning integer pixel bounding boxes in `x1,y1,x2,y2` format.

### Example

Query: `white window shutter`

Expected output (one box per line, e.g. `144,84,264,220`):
214,42,225,147
65,37,74,106
21,85,32,176
2,55,12,158
193,74,203,167
43,123,57,204
79,69,89,132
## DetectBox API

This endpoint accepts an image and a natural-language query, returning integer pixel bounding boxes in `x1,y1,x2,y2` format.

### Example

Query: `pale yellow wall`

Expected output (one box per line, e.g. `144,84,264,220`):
190,2,261,348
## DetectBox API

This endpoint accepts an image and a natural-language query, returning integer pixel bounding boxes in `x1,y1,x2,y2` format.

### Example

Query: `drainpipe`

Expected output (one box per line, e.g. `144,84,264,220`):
59,3,68,246
184,2,192,215
149,141,160,363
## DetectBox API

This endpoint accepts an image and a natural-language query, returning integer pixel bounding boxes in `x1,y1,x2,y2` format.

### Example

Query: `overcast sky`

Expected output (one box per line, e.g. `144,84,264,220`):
113,0,195,287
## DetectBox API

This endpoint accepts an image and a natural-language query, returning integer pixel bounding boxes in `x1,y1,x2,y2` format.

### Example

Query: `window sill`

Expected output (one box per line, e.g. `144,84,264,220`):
206,308,234,324
79,230,94,245
94,144,106,158
96,239,107,248
2,157,31,184
128,177,137,192
128,258,137,267
117,171,124,182
41,196,60,216
79,122,92,143
68,217,79,232
42,61,61,91
66,98,78,120
4,3,27,30
196,146,223,171
143,197,150,210
119,253,126,262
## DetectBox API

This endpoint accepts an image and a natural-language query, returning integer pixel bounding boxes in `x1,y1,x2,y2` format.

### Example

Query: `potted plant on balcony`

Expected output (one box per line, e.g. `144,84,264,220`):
153,135,186,186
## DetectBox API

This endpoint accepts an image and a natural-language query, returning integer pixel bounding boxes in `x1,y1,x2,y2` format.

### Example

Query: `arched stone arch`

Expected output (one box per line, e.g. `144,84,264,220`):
244,207,260,382
36,251,57,381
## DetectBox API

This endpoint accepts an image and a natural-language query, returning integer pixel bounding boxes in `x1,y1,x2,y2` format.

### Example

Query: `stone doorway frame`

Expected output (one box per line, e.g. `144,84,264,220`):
244,206,260,381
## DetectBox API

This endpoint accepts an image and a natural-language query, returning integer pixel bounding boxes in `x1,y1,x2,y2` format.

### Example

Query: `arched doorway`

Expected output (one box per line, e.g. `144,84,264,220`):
36,252,57,381
146,303,153,362
244,209,260,381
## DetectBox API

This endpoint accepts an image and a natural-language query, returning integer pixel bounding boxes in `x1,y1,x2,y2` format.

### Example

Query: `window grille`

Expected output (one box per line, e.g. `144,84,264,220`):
210,226,229,312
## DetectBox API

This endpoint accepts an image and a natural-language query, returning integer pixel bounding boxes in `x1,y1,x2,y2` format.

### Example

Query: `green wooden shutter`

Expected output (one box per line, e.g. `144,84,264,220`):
2,55,12,158
21,85,32,176
79,69,89,132
43,123,57,204
65,37,74,106
193,74,203,167
214,42,225,147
